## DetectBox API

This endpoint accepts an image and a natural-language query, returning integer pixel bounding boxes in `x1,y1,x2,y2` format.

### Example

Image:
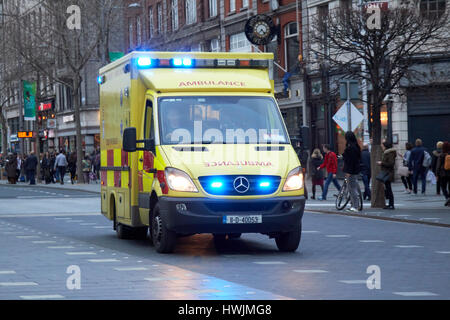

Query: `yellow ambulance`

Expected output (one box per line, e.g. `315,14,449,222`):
99,51,306,253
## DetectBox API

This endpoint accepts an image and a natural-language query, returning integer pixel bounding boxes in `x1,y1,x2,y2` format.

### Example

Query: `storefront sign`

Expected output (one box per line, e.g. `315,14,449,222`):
63,115,74,123
18,131,34,138
23,81,36,121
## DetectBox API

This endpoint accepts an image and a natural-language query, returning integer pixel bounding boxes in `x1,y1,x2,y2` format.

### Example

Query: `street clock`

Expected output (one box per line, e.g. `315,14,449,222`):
245,15,277,46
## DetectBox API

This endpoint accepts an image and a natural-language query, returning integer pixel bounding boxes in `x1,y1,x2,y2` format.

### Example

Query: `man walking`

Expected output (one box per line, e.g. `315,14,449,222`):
317,144,341,200
25,152,38,185
409,139,428,195
54,150,68,185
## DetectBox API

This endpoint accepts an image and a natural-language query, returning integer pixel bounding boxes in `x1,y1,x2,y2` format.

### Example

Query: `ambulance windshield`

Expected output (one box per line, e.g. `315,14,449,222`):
158,96,289,145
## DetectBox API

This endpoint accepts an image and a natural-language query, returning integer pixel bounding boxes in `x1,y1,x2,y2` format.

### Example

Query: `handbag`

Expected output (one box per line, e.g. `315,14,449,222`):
397,166,409,177
376,170,390,183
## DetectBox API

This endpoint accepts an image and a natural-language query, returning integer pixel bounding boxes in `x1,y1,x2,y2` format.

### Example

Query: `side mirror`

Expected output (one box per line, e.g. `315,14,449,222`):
123,127,137,152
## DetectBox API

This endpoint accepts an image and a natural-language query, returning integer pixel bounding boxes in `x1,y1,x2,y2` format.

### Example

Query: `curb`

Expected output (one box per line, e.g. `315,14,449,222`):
306,208,450,228
0,183,101,195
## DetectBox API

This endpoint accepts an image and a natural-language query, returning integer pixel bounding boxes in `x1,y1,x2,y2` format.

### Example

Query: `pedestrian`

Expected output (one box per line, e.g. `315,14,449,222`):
5,153,18,184
68,152,77,184
41,152,51,184
342,131,362,212
360,144,371,201
25,152,38,185
309,148,324,200
15,153,21,181
399,142,413,194
93,150,101,182
436,141,450,206
54,150,68,185
49,152,57,183
295,141,309,200
431,141,443,195
408,138,428,195
317,144,341,200
22,155,29,182
377,140,397,210
82,155,91,184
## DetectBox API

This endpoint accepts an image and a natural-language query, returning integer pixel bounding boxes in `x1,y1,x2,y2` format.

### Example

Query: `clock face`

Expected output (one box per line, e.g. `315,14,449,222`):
245,15,275,46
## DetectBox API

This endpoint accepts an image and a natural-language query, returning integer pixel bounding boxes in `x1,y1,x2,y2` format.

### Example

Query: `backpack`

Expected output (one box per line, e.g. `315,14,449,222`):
444,154,450,171
422,151,432,168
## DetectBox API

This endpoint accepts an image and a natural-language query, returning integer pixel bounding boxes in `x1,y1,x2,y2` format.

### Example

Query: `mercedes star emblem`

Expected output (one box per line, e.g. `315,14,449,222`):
233,176,250,193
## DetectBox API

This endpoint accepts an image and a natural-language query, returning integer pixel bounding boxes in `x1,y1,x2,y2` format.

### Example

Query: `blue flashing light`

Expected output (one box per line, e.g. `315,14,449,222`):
97,76,104,84
211,182,223,188
259,182,271,188
182,58,192,67
137,57,152,67
173,58,183,66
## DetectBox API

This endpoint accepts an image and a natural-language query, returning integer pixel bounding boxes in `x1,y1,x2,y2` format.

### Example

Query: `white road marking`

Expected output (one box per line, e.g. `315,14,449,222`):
253,261,286,265
303,231,320,233
32,241,57,244
80,223,97,226
0,213,100,218
393,292,438,297
326,235,350,238
435,251,450,254
65,220,83,223
293,270,328,273
16,236,40,239
20,295,64,300
0,282,38,286
88,259,120,263
54,218,72,220
114,267,148,271
395,245,424,248
359,240,385,243
65,252,97,255
419,218,441,220
93,226,110,229
48,246,75,249
339,280,367,284
392,215,411,217
0,271,16,275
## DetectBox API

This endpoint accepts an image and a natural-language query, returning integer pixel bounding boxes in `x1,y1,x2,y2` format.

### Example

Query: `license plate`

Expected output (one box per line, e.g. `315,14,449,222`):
223,215,262,224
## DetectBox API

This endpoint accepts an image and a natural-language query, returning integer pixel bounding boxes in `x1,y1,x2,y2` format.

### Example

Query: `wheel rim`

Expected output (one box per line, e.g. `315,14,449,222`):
152,215,163,246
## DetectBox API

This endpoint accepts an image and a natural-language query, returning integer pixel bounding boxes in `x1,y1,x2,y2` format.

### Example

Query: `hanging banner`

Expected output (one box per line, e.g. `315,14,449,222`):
23,80,36,121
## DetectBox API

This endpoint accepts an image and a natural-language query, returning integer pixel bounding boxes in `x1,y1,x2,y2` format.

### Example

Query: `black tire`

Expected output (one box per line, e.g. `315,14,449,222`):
228,233,242,239
275,223,302,252
212,234,227,250
116,222,135,239
335,183,350,210
151,203,176,253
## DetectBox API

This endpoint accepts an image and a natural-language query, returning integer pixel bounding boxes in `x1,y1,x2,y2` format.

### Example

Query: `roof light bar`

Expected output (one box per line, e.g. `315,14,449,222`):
134,57,269,69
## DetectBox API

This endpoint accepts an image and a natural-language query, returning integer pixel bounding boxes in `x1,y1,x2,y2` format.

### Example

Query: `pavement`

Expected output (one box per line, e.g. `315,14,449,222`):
2,176,448,227
0,184,449,300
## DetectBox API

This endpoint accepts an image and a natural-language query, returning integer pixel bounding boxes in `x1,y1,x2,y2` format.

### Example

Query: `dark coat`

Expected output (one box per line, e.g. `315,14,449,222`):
310,157,324,180
381,148,397,182
408,146,426,172
25,154,38,171
5,156,17,178
343,144,361,175
436,153,450,178
360,149,371,176
431,149,442,174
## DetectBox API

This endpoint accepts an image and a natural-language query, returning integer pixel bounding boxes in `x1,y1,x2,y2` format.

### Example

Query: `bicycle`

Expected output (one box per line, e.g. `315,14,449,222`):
335,177,363,211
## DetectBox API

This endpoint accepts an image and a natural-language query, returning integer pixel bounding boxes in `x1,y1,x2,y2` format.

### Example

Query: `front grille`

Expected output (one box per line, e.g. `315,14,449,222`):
204,201,278,213
198,175,281,196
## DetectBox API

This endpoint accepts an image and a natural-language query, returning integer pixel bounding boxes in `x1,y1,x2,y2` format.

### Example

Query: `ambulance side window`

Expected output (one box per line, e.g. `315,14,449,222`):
144,100,154,140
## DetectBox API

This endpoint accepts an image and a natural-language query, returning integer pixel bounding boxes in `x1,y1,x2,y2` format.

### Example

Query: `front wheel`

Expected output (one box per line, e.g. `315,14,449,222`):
335,183,350,210
151,203,176,253
275,223,302,252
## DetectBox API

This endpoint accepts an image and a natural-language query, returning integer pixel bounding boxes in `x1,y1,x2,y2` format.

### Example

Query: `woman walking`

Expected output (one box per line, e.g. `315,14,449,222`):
41,152,52,184
82,155,91,184
310,148,324,200
342,131,362,212
5,153,18,184
400,142,413,194
378,140,397,210
68,152,77,184
436,141,450,206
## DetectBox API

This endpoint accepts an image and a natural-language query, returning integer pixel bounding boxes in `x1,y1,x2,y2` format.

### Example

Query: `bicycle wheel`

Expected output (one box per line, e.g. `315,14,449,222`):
335,181,350,210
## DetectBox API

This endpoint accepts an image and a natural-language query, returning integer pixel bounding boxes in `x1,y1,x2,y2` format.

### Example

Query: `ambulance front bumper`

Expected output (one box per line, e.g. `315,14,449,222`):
158,196,305,235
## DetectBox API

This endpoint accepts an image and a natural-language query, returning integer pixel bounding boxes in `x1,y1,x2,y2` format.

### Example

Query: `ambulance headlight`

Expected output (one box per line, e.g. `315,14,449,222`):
282,167,304,191
165,167,198,192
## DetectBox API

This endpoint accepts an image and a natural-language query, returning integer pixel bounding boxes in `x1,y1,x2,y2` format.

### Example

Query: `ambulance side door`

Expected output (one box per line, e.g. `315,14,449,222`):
138,98,156,196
